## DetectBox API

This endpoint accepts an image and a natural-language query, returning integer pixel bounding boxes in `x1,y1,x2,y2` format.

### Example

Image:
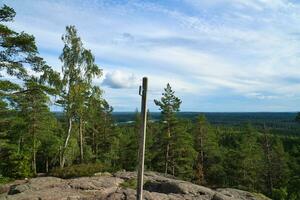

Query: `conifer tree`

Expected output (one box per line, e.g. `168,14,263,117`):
0,4,36,82
0,4,61,176
271,137,289,191
154,84,196,178
193,115,224,185
171,119,196,179
154,83,181,174
261,126,274,195
144,110,156,171
238,124,264,191
193,115,207,184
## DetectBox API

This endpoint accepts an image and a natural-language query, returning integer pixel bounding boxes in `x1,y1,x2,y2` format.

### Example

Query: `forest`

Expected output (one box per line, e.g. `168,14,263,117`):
0,5,299,200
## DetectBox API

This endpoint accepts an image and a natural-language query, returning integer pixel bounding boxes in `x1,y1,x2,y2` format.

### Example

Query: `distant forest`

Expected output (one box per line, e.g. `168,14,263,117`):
109,112,300,135
0,5,299,200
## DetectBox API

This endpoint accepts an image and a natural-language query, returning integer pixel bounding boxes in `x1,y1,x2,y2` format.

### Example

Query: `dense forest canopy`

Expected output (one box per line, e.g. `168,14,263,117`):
0,5,299,200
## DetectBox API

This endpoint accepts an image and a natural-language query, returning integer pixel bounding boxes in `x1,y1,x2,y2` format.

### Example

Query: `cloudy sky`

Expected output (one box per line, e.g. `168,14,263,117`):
3,0,300,111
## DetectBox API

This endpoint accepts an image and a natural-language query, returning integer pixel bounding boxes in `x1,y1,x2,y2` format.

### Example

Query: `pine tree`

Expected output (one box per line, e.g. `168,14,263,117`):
171,119,196,179
144,110,156,171
84,85,118,168
0,4,36,81
193,115,224,185
259,129,289,197
271,137,289,191
154,83,181,174
0,4,61,177
154,83,196,178
238,124,264,191
193,115,207,184
261,125,274,195
0,4,36,135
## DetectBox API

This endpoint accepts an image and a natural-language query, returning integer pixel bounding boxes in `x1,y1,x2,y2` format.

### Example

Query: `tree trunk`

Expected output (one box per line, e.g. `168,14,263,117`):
79,117,84,163
17,137,21,154
46,157,49,173
93,130,95,154
165,123,171,175
61,117,72,168
32,101,37,175
172,154,175,176
59,146,62,168
32,138,36,175
199,131,205,182
263,129,273,195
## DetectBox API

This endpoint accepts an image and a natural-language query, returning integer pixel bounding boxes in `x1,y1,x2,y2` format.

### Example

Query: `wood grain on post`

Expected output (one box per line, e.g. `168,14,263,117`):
137,77,148,200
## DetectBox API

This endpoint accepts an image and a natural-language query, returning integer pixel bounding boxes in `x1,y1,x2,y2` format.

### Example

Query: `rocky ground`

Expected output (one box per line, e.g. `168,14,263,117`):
0,171,271,200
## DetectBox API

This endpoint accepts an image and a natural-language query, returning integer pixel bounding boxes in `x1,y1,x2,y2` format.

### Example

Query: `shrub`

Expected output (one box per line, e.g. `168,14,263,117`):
50,163,105,179
120,178,148,190
0,175,13,185
120,178,137,189
272,187,288,200
3,153,32,179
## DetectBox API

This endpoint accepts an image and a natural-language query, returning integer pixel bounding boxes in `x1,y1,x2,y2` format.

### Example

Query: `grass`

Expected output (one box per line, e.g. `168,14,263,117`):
50,163,105,179
252,192,271,200
119,178,150,190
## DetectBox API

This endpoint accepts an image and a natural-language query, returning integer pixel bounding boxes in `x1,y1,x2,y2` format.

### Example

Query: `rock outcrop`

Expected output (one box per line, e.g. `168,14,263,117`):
0,171,271,200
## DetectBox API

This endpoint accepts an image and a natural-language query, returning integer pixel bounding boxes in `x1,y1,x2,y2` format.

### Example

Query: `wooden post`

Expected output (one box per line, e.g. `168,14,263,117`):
137,77,148,200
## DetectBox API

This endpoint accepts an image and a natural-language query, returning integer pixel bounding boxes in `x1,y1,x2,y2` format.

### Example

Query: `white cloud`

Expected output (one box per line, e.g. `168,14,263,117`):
3,0,300,111
102,70,139,89
185,0,292,11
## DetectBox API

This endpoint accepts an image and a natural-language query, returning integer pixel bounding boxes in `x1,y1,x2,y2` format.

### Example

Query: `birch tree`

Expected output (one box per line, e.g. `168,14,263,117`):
59,26,102,167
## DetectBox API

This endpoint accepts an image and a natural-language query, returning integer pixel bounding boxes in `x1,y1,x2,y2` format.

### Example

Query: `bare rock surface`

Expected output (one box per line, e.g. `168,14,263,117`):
0,171,271,200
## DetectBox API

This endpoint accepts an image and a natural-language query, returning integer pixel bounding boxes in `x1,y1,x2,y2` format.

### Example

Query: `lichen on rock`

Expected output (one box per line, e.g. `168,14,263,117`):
0,171,271,200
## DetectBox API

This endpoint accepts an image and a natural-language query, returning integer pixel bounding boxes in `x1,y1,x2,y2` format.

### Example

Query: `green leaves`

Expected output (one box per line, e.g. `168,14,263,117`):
59,25,105,165
0,5,15,22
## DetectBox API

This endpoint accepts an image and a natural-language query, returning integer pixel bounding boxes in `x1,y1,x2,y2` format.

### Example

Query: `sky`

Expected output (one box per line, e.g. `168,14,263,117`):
2,0,300,112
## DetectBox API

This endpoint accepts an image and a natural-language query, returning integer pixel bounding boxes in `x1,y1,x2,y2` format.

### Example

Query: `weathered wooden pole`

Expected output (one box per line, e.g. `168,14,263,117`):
137,77,148,200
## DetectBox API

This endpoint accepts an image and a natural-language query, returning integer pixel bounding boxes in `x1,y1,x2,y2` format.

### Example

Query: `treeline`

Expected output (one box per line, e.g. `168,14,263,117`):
113,112,300,136
0,5,299,200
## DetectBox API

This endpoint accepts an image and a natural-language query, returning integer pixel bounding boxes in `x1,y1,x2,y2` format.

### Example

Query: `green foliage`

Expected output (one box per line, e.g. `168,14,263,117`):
0,4,15,22
0,5,299,200
0,176,13,185
193,115,224,185
50,163,105,179
273,187,288,200
118,111,140,171
58,25,104,166
120,178,137,189
153,84,197,178
171,121,196,179
295,112,300,123
2,152,32,178
154,83,182,122
238,124,264,191
0,4,39,80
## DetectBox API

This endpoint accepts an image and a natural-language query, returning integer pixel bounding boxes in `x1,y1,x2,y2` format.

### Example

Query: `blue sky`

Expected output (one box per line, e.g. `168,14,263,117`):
3,0,300,112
